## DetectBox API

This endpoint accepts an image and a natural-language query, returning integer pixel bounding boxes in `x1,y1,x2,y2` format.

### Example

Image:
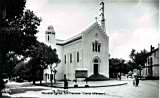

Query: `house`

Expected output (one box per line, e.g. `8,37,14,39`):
141,44,160,79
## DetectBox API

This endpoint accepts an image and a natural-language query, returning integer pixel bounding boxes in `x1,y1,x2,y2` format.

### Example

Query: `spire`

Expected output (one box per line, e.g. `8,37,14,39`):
100,1,106,33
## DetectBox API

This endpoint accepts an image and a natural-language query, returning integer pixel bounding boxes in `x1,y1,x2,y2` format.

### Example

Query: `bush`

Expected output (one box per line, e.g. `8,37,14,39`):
0,78,5,96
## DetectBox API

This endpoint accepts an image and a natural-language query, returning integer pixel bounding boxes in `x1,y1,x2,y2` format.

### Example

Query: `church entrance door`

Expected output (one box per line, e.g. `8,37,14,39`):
93,57,100,75
94,64,98,75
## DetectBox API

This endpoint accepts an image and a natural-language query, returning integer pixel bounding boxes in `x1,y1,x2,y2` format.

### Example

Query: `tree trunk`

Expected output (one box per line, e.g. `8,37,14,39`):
39,68,43,85
50,73,53,87
54,73,56,84
32,71,36,85
139,69,141,79
33,80,35,85
49,65,53,87
120,64,122,80
40,80,42,85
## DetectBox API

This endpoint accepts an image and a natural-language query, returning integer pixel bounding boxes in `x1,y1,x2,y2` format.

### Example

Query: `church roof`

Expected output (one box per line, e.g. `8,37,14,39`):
55,39,64,43
56,22,103,46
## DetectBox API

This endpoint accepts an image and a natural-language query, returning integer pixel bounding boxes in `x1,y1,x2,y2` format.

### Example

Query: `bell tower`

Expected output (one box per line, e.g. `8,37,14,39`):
45,25,56,47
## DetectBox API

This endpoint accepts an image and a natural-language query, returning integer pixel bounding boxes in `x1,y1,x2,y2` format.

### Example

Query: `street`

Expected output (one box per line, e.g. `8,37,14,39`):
102,80,159,98
3,80,159,98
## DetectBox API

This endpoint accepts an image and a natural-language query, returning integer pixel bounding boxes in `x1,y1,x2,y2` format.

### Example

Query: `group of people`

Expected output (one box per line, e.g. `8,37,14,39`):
127,71,140,87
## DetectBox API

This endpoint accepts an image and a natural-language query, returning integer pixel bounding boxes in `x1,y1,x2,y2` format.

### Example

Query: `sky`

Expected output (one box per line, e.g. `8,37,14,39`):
26,0,159,60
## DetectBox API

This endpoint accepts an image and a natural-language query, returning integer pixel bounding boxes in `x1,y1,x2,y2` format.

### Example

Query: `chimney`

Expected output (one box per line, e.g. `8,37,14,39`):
150,45,154,52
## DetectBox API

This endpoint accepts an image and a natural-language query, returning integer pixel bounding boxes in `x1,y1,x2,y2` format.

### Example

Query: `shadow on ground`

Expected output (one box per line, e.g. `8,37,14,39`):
10,88,47,95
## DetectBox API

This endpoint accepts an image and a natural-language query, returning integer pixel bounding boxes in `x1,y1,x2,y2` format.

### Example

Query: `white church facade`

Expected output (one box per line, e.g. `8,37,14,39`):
43,2,109,82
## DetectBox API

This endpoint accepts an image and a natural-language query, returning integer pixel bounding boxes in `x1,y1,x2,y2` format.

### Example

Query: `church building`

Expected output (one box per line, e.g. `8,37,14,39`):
43,2,109,81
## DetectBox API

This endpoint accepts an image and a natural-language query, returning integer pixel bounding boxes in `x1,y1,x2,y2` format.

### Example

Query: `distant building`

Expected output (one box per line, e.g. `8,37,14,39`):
43,2,109,82
141,44,160,79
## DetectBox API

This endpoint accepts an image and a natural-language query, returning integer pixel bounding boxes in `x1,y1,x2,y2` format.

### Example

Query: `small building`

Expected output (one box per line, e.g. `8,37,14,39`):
141,44,160,79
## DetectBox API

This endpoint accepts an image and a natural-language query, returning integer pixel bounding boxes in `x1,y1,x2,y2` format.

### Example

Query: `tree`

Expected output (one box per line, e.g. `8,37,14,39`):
0,76,5,96
15,41,60,85
129,49,148,69
0,51,18,79
0,0,26,96
14,61,27,81
0,9,41,81
0,0,42,95
9,10,41,83
109,58,125,79
125,60,136,72
0,0,26,21
0,9,41,73
129,49,148,77
6,9,41,55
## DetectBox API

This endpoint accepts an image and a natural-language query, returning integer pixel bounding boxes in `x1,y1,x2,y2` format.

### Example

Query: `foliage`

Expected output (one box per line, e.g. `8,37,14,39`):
7,9,41,55
109,49,148,79
125,60,136,71
14,41,60,84
28,41,60,84
0,0,41,94
129,49,148,69
0,49,15,95
0,9,41,74
109,58,125,78
0,50,18,79
0,0,26,21
31,41,60,65
0,76,5,96
0,0,26,95
0,9,41,82
109,58,125,72
0,0,61,91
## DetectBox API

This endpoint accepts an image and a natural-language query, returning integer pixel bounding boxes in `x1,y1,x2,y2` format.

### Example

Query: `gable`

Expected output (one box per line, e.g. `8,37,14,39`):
83,22,108,42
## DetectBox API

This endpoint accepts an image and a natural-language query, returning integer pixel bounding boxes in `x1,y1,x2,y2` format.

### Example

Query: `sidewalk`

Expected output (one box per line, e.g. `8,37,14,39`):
5,81,33,89
42,80,128,88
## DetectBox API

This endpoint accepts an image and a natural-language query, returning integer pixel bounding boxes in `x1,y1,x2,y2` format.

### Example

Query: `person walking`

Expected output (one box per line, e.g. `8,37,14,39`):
133,76,136,86
132,72,137,86
64,74,68,89
135,76,139,87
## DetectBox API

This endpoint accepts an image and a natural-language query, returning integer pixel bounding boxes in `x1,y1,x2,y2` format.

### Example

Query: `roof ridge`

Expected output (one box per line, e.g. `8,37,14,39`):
57,22,99,45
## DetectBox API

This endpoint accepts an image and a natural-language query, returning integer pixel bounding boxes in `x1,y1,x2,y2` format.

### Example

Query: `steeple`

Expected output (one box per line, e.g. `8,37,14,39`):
100,1,106,33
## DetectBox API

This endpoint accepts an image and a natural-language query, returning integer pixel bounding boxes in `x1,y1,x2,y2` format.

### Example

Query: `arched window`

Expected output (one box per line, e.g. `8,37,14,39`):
70,53,72,63
93,56,101,63
98,43,101,52
92,43,95,51
64,55,66,64
92,41,101,52
77,52,79,62
48,35,49,41
95,41,98,51
94,58,99,63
